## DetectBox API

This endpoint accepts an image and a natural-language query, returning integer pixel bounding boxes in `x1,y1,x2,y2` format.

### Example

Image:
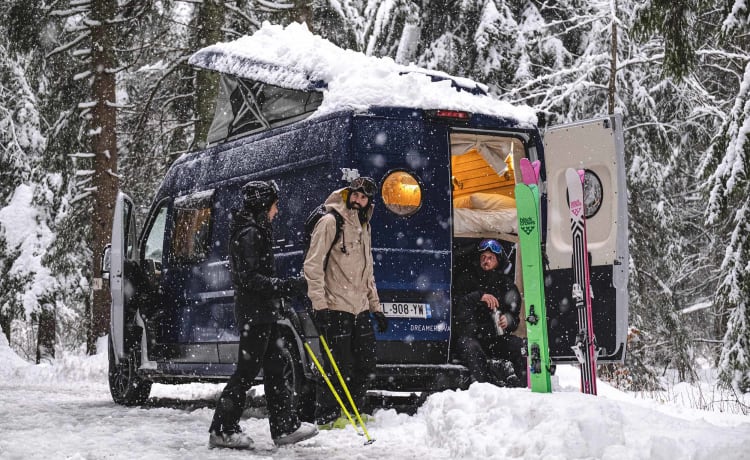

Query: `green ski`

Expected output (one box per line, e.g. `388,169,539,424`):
515,182,552,393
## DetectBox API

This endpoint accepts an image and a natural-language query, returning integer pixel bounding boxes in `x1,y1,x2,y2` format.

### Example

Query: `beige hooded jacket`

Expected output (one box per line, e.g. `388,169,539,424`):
303,188,382,315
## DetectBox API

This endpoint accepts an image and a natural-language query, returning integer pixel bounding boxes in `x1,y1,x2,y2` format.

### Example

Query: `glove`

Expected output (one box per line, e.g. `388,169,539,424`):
373,311,389,333
291,276,307,295
314,309,331,334
283,276,307,297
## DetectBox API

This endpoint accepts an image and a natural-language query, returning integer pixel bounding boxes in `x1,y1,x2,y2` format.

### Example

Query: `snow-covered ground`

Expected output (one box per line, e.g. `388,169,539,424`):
1,335,748,460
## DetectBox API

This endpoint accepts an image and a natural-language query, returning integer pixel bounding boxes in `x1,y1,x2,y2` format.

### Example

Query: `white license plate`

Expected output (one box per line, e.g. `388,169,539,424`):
380,302,431,318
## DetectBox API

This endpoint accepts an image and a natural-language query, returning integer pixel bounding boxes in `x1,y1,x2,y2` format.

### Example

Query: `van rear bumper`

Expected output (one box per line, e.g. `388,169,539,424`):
373,363,470,392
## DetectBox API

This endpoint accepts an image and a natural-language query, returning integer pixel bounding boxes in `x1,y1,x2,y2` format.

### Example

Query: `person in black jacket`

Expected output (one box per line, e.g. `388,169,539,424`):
452,239,526,387
208,180,318,449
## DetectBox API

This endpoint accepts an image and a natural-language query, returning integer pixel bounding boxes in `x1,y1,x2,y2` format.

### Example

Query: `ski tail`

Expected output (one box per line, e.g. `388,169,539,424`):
565,168,597,395
519,158,541,186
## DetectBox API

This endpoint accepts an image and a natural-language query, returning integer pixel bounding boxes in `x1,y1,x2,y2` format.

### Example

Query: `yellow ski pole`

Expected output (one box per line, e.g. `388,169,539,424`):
303,342,362,435
319,335,374,444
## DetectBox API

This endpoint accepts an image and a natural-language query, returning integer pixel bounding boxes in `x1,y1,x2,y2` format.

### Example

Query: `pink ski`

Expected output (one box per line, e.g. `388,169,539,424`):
565,168,597,395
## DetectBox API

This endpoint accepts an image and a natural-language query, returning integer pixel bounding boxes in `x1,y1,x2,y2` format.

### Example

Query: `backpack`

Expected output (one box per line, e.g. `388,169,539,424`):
303,204,344,270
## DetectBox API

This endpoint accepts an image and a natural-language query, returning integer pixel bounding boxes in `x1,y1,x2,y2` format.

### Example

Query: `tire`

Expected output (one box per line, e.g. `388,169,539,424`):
108,338,152,406
280,336,315,422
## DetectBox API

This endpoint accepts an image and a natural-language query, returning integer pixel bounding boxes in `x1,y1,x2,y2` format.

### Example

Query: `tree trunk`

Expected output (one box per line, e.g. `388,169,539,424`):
292,0,314,32
89,0,119,352
608,0,617,115
193,0,224,147
0,312,10,344
36,305,55,363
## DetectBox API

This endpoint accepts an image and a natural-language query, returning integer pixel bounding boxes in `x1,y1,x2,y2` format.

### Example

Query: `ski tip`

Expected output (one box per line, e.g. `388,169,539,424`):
532,160,541,180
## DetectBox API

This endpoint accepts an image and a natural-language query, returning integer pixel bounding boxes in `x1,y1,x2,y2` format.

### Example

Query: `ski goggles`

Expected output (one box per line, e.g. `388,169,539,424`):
478,239,504,256
349,176,377,197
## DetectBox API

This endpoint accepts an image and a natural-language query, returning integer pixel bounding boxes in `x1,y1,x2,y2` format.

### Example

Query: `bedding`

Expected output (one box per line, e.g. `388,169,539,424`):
470,192,515,211
453,207,518,235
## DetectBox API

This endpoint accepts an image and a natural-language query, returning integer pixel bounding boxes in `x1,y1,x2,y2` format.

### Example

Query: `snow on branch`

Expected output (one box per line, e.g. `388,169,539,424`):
679,301,713,315
71,191,93,204
68,152,95,158
77,101,97,109
106,169,123,179
49,6,90,18
255,0,295,10
75,170,95,176
46,31,90,59
73,71,92,81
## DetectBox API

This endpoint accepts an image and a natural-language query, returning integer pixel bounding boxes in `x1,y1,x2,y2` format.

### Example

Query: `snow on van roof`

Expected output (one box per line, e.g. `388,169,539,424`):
189,22,537,126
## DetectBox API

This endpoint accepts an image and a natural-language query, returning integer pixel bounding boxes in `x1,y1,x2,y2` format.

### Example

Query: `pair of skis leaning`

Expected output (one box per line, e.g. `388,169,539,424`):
515,159,597,394
515,159,553,393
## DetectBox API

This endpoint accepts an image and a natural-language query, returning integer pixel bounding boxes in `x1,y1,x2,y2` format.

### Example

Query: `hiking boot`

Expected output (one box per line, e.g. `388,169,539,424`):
208,431,254,450
319,413,373,430
273,422,319,446
318,414,349,430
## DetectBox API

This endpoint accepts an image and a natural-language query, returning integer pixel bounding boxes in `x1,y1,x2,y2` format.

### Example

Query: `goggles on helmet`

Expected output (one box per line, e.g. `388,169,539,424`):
349,176,377,197
478,239,504,255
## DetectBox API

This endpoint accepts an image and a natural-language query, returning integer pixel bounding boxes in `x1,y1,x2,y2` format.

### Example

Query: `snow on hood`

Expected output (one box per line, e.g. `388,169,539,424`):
189,22,537,125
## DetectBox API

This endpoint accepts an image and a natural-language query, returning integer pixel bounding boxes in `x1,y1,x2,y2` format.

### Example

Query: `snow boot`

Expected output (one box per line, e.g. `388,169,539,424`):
208,430,254,449
273,422,319,446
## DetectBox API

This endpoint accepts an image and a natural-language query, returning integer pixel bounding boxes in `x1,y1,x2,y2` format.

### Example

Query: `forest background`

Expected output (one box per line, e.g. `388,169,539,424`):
0,0,748,398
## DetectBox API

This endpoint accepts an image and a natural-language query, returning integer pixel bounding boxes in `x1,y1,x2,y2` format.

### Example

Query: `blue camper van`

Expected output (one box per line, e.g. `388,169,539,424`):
103,24,628,412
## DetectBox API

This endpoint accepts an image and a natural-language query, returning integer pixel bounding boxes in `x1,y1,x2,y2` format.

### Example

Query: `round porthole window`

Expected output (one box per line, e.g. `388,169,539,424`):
381,171,423,216
582,169,603,219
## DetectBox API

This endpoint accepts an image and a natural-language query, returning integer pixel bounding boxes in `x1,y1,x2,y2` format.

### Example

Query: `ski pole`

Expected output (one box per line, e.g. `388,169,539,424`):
319,335,374,444
303,342,363,436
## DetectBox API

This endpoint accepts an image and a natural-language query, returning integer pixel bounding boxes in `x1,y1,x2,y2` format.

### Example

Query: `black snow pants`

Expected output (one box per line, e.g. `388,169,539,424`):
314,310,376,425
209,322,299,439
454,333,527,386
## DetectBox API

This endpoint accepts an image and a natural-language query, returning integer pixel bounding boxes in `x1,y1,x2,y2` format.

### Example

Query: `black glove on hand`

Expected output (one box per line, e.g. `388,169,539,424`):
292,275,307,295
373,311,389,333
314,309,331,334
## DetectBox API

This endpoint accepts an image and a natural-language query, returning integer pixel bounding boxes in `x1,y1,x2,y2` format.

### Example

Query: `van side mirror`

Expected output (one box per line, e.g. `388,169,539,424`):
101,244,111,280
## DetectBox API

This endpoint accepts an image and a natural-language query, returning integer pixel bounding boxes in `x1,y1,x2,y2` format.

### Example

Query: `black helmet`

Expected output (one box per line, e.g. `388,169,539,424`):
242,180,279,213
348,176,377,197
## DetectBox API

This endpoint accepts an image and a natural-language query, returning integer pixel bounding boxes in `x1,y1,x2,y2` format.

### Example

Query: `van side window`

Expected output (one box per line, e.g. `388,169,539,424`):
143,205,168,264
171,191,215,264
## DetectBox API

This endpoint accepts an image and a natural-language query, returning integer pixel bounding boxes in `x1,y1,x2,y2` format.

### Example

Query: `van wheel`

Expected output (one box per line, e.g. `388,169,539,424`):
281,337,315,422
108,339,152,406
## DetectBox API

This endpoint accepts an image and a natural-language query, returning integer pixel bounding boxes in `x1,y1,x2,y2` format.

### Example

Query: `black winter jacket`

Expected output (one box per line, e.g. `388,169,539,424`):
229,210,305,326
452,266,521,339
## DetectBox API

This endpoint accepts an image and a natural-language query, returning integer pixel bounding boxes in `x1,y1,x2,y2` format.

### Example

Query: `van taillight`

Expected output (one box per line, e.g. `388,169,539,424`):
426,109,471,123
434,110,470,119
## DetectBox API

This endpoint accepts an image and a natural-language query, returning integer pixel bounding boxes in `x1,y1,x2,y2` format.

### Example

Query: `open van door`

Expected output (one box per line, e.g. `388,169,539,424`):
542,114,629,363
110,191,137,364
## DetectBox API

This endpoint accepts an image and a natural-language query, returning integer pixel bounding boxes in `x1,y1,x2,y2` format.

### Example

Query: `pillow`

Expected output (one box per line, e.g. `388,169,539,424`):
470,192,516,210
453,195,473,208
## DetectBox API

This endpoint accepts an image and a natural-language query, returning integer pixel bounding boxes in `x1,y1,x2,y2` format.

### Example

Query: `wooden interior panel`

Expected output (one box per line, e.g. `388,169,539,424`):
452,148,515,197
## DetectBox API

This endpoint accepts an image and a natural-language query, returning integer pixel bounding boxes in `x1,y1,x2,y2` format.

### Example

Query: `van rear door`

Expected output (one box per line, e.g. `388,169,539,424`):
542,114,628,362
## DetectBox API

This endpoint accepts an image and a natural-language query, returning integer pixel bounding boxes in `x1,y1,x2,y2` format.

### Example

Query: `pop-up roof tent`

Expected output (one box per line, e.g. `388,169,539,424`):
188,22,537,146
203,74,324,145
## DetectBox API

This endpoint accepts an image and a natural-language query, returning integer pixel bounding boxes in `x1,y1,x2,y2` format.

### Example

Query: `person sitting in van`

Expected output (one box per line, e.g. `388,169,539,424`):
452,239,526,387
208,180,318,449
304,176,389,428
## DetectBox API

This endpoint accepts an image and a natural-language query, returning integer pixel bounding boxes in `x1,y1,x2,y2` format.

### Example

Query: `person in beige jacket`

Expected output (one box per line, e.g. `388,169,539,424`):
304,177,389,427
